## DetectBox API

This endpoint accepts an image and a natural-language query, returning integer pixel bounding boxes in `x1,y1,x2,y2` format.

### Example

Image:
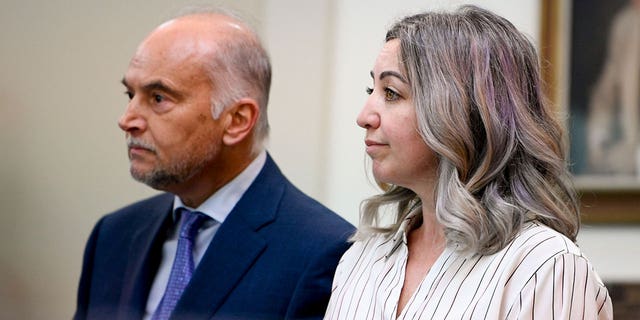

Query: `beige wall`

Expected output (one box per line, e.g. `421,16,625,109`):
0,1,263,318
1,0,638,318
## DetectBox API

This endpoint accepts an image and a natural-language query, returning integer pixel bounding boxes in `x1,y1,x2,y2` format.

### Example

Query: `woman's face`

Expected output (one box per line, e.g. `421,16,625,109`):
357,39,438,192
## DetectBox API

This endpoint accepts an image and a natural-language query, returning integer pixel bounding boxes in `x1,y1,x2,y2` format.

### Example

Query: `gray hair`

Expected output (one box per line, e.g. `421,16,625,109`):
356,5,580,256
174,6,272,152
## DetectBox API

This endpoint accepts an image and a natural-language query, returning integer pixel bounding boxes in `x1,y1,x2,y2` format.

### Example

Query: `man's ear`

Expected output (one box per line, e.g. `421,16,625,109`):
222,98,259,146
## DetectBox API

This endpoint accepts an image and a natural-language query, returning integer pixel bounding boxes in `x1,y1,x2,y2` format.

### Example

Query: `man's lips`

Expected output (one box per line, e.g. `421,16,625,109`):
126,137,156,156
129,146,151,152
127,140,156,158
128,146,153,158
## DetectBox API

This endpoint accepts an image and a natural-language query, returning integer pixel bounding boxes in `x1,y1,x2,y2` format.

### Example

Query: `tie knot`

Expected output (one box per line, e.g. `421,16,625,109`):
176,208,208,240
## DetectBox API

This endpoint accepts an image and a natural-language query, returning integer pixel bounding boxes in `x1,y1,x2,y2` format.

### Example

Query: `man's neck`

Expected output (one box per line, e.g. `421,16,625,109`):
171,151,259,208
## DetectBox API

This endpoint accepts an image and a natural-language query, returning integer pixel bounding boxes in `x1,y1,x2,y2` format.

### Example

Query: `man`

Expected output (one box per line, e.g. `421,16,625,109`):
74,8,354,320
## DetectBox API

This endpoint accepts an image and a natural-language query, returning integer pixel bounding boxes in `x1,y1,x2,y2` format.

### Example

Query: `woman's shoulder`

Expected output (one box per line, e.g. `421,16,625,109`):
492,221,592,289
492,222,612,318
509,221,581,256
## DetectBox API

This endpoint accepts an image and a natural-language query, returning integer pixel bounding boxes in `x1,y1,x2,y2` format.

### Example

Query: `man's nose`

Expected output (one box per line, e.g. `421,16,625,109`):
118,102,147,134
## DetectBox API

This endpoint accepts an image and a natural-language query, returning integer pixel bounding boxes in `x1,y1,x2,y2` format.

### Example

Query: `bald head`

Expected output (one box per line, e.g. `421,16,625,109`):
133,11,272,150
141,13,254,58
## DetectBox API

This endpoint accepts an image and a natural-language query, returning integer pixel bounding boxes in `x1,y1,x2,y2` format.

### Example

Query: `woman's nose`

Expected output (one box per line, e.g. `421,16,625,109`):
356,97,380,129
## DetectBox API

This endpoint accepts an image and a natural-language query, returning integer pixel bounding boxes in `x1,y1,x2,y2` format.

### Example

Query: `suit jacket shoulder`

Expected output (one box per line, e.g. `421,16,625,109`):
75,193,175,320
175,155,355,319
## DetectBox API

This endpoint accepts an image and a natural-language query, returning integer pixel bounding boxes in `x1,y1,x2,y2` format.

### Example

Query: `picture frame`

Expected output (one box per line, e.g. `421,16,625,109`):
540,0,640,223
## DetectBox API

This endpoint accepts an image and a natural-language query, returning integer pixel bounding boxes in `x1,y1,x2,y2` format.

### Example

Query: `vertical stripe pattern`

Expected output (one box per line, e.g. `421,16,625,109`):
324,220,613,319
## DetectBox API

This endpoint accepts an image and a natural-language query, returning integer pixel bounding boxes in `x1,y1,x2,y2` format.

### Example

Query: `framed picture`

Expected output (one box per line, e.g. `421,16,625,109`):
540,0,640,223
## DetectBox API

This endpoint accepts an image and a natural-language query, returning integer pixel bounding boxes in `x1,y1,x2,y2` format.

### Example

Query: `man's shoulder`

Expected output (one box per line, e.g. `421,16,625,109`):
103,193,173,223
276,184,354,240
257,155,354,233
84,193,173,258
282,182,349,216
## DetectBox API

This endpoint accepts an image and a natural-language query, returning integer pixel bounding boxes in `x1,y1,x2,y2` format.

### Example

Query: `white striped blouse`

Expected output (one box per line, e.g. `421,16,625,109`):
324,217,613,319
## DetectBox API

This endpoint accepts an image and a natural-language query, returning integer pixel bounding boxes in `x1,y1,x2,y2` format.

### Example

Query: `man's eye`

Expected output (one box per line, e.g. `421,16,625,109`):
124,91,133,100
384,88,400,101
153,94,164,103
365,87,373,95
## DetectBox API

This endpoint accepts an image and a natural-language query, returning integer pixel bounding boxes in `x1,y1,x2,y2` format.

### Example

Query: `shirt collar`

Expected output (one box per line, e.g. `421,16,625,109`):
172,151,267,223
386,209,419,260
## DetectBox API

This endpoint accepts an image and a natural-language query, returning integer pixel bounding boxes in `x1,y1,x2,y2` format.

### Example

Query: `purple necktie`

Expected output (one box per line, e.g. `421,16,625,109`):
151,209,208,320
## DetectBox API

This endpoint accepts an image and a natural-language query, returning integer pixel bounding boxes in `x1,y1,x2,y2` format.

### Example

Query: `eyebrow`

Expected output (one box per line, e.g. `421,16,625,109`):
369,70,408,83
121,78,180,97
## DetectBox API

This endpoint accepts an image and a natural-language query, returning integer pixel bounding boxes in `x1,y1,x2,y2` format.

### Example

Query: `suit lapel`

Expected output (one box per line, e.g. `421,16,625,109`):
117,195,175,320
172,218,267,319
171,155,286,319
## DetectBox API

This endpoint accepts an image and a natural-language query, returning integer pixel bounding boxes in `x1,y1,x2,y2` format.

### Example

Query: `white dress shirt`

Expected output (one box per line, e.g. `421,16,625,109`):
143,151,267,319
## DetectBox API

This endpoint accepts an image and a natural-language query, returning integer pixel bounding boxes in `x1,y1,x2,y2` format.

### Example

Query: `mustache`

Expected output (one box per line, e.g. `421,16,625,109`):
126,137,157,153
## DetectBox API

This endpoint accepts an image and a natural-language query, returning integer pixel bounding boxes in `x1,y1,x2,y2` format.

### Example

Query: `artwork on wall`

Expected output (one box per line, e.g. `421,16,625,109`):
540,0,640,223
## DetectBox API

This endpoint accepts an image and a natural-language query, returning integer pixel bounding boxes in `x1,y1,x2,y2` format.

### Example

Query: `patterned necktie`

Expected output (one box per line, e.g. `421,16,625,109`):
151,208,208,320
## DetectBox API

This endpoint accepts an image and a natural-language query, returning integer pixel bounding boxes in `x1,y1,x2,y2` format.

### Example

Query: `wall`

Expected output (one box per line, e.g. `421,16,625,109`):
0,0,637,318
0,1,263,318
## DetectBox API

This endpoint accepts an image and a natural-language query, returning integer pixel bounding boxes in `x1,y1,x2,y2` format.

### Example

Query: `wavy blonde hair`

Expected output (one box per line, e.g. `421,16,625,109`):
355,5,580,255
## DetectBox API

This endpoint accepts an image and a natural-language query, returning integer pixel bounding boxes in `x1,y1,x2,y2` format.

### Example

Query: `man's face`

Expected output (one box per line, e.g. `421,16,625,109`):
118,26,226,191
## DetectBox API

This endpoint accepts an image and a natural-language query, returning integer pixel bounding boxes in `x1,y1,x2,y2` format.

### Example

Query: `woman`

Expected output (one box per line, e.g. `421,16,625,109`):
325,6,612,319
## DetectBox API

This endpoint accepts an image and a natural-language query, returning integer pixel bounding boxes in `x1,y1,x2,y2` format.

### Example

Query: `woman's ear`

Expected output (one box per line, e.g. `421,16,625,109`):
222,98,259,146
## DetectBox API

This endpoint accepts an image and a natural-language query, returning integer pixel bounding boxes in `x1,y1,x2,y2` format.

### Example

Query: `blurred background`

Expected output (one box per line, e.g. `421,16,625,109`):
1,0,638,318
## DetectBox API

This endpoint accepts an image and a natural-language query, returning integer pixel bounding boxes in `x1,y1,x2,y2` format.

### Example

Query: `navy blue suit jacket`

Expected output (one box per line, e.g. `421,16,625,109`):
74,155,354,319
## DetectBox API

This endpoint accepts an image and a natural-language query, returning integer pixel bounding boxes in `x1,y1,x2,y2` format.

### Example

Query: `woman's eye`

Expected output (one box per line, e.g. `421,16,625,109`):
365,87,373,95
384,88,400,101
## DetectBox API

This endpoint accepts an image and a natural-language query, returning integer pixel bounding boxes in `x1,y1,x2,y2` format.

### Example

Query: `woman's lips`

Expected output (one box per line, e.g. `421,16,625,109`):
365,139,387,154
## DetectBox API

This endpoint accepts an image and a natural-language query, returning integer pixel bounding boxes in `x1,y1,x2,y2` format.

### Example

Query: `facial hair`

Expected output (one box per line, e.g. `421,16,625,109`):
126,136,217,190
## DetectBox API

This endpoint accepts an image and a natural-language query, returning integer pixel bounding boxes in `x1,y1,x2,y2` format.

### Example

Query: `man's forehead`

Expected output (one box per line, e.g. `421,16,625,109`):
123,13,250,82
154,13,246,37
137,17,237,59
126,53,147,71
133,29,208,65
